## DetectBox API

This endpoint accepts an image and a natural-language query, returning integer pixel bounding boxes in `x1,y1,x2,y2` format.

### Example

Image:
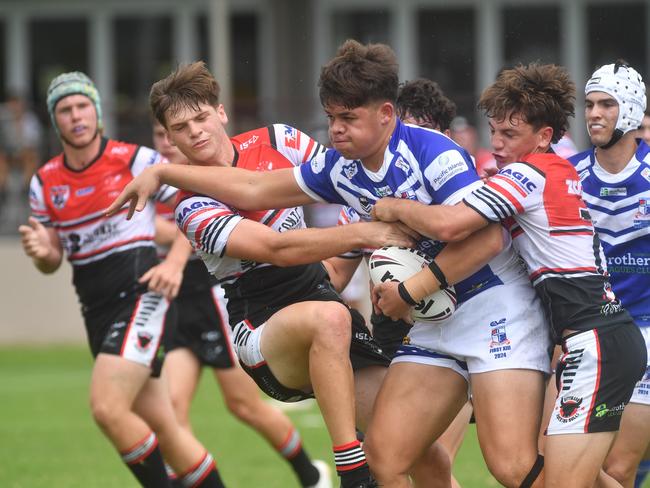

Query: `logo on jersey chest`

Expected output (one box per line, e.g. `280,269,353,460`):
375,185,392,197
635,199,650,228
566,179,582,195
358,196,375,214
395,156,410,174
239,134,259,151
396,189,417,200
599,187,627,197
50,185,70,209
342,162,358,179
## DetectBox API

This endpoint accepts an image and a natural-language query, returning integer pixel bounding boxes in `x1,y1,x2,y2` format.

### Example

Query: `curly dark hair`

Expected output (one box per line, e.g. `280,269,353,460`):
478,63,575,144
396,79,457,131
150,61,220,127
318,39,399,109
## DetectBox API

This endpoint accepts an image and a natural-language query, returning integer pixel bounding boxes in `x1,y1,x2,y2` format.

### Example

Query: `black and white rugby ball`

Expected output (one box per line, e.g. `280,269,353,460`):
369,246,457,323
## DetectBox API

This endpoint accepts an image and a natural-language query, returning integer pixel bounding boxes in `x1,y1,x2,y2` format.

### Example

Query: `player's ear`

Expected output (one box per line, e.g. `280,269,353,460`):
216,104,229,125
538,126,554,148
378,101,394,124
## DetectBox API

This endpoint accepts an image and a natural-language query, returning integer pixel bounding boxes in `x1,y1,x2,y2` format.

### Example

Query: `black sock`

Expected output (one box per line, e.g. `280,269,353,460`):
278,428,320,486
333,440,371,488
178,452,225,488
121,432,171,487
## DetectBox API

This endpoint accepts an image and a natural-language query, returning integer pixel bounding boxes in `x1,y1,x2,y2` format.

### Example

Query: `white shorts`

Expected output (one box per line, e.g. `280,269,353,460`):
392,279,552,381
630,326,650,406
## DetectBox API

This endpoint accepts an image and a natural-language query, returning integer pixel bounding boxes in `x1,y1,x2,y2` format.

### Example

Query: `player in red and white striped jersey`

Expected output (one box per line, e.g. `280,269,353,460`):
18,72,225,488
372,63,647,488
152,120,333,488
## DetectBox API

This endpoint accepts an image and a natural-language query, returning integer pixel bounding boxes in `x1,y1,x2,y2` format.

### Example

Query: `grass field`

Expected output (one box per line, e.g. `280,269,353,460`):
1,346,648,488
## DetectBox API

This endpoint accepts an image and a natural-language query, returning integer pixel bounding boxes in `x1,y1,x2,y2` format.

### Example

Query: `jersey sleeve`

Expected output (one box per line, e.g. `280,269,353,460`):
130,145,178,203
28,173,52,226
293,149,347,204
174,195,244,257
462,161,543,222
421,147,483,205
269,124,326,167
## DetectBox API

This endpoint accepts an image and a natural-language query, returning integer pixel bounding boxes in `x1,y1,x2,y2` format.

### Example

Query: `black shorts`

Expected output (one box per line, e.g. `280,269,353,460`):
371,311,412,360
548,320,647,434
225,263,391,402
82,289,173,377
169,284,237,369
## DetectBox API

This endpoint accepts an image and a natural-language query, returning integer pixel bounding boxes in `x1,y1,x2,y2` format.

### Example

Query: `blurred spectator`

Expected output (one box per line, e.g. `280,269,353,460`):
0,93,43,202
637,109,650,145
449,116,495,176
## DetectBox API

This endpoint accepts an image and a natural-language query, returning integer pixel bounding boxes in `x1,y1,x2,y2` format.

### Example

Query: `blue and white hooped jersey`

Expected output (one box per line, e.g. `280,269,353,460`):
569,141,650,327
294,119,526,304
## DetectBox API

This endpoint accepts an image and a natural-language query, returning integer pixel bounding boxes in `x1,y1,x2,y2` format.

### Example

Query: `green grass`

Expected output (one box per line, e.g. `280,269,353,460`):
1,346,647,487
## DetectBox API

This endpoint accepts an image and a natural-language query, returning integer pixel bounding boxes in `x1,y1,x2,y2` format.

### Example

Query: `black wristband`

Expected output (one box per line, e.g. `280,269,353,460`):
427,260,449,290
398,282,418,306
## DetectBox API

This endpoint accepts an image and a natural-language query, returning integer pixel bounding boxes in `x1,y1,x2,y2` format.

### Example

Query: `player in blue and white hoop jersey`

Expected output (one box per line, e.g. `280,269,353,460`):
569,60,650,488
108,41,551,488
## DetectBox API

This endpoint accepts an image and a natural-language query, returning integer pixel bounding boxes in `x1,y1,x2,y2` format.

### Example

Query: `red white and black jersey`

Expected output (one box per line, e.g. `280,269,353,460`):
463,152,629,340
175,124,325,285
29,138,176,308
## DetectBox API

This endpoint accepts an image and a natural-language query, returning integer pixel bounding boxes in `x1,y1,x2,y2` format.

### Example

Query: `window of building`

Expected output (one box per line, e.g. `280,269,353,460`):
30,19,88,118
417,8,475,123
331,10,391,49
0,21,5,101
114,16,172,144
198,12,259,131
503,6,560,67
587,2,646,75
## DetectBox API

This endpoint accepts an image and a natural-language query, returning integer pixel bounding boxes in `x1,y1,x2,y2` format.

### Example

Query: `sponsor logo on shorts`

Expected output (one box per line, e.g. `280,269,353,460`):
556,395,585,422
594,402,625,419
489,318,511,359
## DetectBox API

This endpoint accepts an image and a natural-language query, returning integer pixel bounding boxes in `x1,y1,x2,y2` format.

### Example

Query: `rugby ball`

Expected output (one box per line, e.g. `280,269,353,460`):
369,246,457,323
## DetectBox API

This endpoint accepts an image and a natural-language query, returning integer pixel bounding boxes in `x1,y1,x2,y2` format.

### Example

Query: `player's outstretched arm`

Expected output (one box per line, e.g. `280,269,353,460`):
18,217,63,274
107,164,315,219
372,198,487,242
225,219,416,267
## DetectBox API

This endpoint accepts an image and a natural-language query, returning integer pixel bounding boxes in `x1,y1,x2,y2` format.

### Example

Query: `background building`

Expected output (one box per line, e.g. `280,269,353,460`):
0,0,648,234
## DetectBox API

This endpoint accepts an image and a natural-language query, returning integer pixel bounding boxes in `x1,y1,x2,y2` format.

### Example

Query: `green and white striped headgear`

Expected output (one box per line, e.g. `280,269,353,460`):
46,71,103,135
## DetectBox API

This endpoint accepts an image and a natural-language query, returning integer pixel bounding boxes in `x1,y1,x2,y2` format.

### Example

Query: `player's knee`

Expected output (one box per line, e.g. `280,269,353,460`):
223,392,258,423
487,453,543,488
604,458,636,485
312,302,351,347
90,396,124,429
365,437,409,481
